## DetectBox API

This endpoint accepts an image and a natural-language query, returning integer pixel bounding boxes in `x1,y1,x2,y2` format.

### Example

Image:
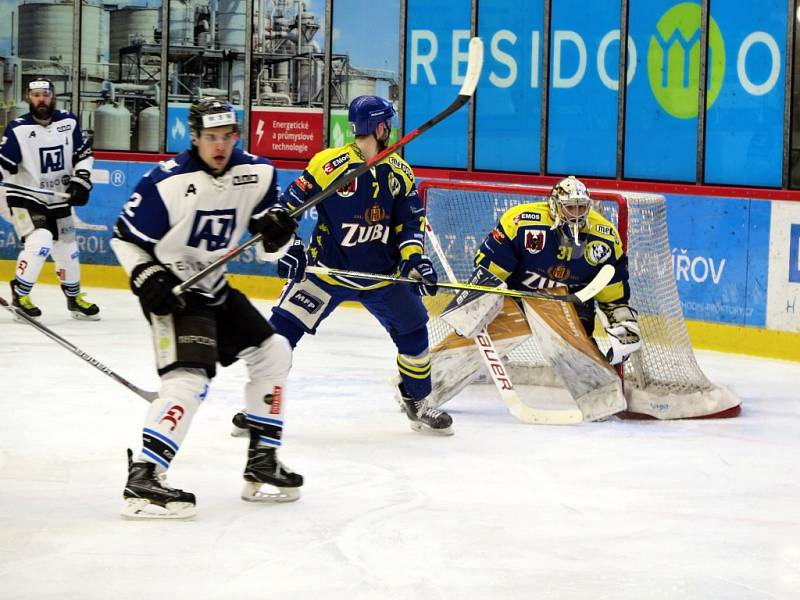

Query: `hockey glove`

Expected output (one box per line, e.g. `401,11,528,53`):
253,205,298,254
440,266,505,338
399,254,438,296
597,303,641,366
66,170,92,206
277,238,307,281
130,262,182,316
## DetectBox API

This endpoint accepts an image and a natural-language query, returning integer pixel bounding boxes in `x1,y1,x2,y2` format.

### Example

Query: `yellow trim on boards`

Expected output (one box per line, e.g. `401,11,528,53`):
2,259,798,362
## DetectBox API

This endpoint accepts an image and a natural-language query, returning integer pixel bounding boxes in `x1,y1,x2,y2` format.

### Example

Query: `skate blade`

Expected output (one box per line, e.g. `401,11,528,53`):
241,481,300,503
70,311,101,321
120,498,196,520
409,421,455,437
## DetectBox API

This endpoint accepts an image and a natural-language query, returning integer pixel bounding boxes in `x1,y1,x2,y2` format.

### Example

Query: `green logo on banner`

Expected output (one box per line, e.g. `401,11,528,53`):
647,2,725,119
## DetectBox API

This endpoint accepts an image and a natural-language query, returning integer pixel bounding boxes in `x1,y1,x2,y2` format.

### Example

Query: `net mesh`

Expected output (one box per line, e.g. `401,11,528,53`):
421,181,718,399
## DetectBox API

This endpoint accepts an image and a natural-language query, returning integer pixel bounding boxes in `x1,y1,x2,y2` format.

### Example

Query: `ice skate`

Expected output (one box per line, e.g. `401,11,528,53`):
399,384,454,436
121,449,196,520
65,290,100,321
241,437,303,503
10,280,41,319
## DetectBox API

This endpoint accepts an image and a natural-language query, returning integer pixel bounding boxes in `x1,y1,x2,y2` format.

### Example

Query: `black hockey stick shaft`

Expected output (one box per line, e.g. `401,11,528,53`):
0,296,158,402
305,264,615,303
172,37,485,297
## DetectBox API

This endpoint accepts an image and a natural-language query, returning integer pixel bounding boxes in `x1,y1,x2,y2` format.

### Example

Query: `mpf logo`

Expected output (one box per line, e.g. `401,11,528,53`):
39,146,64,173
188,209,236,251
790,224,800,284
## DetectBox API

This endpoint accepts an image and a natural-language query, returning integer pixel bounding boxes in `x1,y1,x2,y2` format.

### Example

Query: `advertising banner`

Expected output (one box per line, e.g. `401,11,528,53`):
703,0,786,187
250,107,324,160
474,0,542,173
546,0,620,177
665,195,769,326
766,201,800,332
625,0,700,181
0,161,305,277
404,0,471,168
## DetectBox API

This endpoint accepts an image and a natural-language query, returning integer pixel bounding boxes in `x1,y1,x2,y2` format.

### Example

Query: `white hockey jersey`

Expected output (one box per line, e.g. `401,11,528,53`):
0,110,93,218
112,147,279,302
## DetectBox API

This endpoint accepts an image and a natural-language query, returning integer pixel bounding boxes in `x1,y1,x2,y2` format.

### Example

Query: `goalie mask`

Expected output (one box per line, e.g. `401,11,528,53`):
27,77,56,121
548,176,591,242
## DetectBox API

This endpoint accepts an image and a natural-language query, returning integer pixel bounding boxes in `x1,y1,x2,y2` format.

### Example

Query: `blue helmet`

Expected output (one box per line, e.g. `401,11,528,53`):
348,95,396,136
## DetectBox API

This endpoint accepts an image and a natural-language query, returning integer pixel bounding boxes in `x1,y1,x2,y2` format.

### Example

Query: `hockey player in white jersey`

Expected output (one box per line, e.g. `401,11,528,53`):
0,78,99,320
110,98,303,519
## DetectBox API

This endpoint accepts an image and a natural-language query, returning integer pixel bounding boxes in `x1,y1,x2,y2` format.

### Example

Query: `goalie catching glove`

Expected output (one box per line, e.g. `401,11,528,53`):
399,254,438,296
440,266,505,338
597,303,641,365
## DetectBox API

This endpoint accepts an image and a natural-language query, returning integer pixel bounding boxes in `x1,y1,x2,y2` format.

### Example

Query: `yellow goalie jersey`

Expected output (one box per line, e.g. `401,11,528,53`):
474,201,630,307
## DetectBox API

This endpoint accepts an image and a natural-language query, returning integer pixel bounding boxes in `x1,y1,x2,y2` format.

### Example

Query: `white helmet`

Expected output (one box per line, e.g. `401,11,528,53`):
548,175,591,241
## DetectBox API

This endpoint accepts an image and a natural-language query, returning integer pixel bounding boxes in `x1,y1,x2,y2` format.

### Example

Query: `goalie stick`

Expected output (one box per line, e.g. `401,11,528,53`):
0,295,158,402
304,263,614,304
171,36,485,298
424,224,583,425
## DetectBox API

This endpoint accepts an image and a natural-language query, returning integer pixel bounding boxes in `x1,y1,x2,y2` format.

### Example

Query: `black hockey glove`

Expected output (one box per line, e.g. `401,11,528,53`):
130,262,182,316
66,170,92,207
253,205,298,254
399,254,438,296
277,238,307,281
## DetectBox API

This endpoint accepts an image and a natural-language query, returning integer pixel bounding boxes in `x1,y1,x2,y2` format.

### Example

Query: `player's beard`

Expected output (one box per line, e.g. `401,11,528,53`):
29,99,55,121
375,128,390,152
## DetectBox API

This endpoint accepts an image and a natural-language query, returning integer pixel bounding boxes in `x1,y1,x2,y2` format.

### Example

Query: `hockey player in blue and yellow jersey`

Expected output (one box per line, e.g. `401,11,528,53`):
475,176,641,365
267,95,453,435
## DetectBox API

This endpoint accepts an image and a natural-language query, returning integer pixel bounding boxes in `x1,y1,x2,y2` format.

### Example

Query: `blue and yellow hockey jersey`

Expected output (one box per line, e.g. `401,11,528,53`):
279,143,425,289
475,202,630,306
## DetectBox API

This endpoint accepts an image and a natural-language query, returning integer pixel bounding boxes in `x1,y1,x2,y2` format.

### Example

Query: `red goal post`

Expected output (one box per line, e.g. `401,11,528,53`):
418,179,740,420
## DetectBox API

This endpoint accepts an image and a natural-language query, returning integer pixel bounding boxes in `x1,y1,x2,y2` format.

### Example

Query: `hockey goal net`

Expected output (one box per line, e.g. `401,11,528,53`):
419,180,740,420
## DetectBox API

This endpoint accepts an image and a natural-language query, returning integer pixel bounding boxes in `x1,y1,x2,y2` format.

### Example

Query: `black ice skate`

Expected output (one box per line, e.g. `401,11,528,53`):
63,287,100,321
242,436,303,503
121,449,196,520
399,384,454,436
10,280,41,319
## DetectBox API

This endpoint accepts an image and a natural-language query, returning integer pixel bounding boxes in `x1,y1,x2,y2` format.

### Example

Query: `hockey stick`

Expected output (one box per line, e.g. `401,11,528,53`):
304,263,615,304
0,181,70,199
0,295,158,402
424,224,582,425
171,37,485,298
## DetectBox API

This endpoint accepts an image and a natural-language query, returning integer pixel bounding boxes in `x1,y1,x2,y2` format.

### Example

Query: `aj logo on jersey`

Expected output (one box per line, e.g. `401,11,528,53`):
39,146,64,173
188,209,236,251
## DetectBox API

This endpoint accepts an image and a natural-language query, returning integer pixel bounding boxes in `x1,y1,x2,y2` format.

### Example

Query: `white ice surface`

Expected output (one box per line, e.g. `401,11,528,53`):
1,284,799,600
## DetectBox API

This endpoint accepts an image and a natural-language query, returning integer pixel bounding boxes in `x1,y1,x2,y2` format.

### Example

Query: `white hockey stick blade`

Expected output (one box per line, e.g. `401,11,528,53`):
458,37,484,97
574,264,615,303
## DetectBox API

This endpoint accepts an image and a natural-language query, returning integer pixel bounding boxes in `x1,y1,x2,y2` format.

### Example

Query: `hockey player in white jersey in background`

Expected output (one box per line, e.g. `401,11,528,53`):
0,78,99,319
110,98,302,519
